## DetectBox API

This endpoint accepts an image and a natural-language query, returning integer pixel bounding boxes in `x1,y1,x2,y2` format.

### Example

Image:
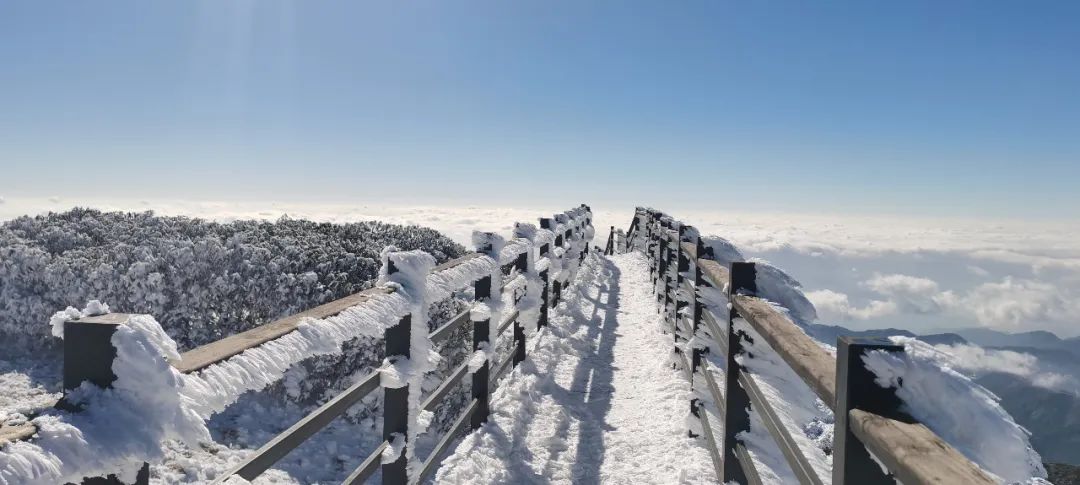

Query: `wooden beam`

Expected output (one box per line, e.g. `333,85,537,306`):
697,259,729,290
848,409,997,485
0,424,36,446
178,253,488,373
175,286,393,373
732,294,838,409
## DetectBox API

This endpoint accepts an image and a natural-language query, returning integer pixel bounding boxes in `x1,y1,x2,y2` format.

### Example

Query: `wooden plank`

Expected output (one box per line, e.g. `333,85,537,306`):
497,309,520,336
0,423,37,446
421,359,470,413
739,373,825,485
848,409,997,485
699,359,726,416
342,440,388,485
490,351,515,387
430,309,471,345
681,241,698,259
179,253,488,374
176,286,393,373
416,399,479,483
698,403,725,483
698,259,730,291
732,295,837,409
701,309,728,354
216,368,382,482
735,442,765,485
432,252,484,273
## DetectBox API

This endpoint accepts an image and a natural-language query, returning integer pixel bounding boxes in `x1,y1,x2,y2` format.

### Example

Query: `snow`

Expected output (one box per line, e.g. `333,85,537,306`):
436,252,714,484
1,308,209,485
862,336,1047,483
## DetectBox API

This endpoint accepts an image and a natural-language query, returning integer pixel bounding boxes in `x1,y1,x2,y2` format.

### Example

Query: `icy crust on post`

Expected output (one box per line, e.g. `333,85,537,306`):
469,232,506,369
513,223,544,334
862,337,1048,484
377,249,438,470
0,306,209,485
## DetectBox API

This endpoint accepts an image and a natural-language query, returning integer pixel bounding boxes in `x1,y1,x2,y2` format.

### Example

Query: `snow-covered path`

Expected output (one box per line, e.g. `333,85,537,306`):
435,253,715,484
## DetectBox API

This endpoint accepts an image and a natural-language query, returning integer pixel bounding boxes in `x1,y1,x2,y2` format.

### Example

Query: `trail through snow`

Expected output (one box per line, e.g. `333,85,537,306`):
435,253,715,484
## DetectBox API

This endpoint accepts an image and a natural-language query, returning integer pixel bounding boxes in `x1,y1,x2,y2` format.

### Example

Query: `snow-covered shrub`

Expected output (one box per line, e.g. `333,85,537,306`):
0,208,465,352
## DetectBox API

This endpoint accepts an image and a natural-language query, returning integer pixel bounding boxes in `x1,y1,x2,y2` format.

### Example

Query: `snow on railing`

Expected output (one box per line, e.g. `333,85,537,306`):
630,207,1046,485
0,205,594,485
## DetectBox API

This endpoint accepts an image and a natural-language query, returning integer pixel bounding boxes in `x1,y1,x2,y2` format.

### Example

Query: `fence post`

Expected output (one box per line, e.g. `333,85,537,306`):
656,217,668,310
538,238,551,328
61,313,151,485
722,262,756,484
833,337,909,485
471,273,492,430
688,230,708,437
513,249,527,367
382,259,411,485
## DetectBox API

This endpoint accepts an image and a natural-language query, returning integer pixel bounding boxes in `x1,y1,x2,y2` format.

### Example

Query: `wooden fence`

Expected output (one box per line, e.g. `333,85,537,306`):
620,207,997,485
6,205,593,485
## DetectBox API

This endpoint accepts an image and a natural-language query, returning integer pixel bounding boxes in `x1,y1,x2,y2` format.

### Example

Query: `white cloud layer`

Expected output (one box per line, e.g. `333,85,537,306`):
3,196,1079,336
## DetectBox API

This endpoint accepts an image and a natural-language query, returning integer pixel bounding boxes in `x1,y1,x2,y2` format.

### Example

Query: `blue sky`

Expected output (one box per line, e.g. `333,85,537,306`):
2,1,1078,218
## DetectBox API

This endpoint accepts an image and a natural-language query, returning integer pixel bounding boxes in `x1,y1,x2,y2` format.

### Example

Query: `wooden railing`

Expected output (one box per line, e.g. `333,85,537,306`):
625,207,997,485
10,204,593,485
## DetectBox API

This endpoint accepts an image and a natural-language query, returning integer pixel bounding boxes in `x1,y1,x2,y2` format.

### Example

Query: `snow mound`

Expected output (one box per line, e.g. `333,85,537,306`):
0,307,209,485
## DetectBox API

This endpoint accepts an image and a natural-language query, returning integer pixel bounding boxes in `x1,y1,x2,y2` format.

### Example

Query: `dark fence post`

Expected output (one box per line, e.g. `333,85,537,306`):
62,313,150,485
471,274,492,429
513,250,527,366
673,222,686,332
538,238,551,328
833,337,909,485
382,259,411,485
688,230,708,437
722,262,757,484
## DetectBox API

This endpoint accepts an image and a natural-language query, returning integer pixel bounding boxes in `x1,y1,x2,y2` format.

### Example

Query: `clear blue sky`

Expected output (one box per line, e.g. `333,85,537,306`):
2,1,1078,218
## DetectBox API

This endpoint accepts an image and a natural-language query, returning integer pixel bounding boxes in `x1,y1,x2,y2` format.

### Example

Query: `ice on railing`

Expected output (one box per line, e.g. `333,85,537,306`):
470,231,507,370
0,304,209,485
863,337,1048,483
513,223,544,334
180,247,497,420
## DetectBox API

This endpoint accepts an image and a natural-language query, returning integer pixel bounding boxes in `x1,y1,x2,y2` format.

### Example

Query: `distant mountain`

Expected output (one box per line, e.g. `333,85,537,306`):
801,324,967,347
975,372,1080,465
914,332,968,346
948,328,1080,358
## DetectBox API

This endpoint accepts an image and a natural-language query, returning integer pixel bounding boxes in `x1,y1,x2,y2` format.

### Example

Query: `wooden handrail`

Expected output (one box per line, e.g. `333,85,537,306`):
175,286,393,373
848,409,997,485
646,208,999,485
731,294,838,410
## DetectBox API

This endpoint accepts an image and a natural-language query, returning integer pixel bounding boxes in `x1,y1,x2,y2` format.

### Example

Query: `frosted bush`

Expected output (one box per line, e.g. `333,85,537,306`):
0,208,465,351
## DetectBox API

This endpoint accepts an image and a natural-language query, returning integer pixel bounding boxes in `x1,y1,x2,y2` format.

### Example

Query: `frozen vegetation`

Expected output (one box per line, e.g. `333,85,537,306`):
0,208,465,351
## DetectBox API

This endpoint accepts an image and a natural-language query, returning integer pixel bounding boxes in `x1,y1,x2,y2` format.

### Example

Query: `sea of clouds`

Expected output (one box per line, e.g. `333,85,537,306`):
4,196,1077,337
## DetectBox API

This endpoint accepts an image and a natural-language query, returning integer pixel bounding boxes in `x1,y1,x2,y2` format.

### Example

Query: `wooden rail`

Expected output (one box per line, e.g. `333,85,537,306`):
626,207,998,485
13,205,594,485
